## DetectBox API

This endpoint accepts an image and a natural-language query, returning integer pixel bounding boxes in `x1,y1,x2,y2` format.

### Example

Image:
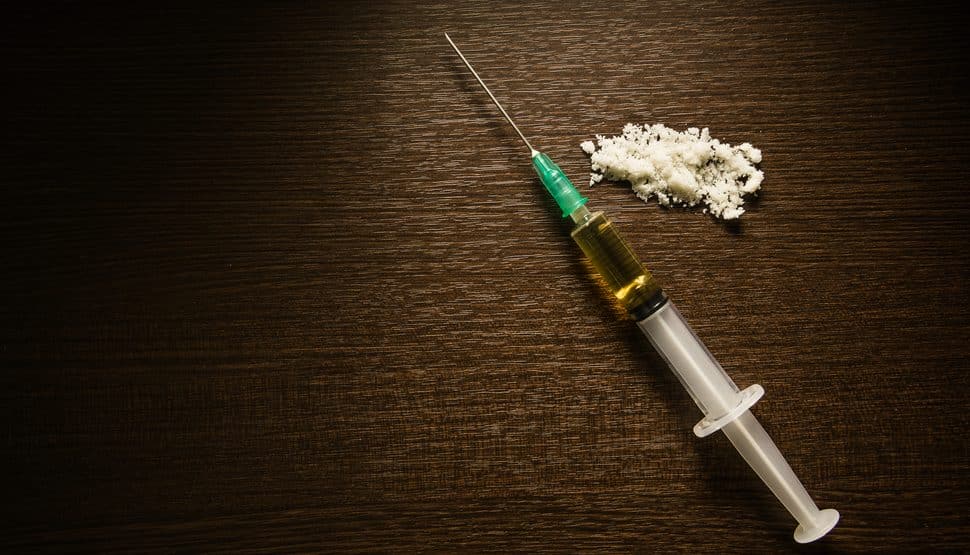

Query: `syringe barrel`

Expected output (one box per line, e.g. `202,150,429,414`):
636,301,742,417
568,209,745,417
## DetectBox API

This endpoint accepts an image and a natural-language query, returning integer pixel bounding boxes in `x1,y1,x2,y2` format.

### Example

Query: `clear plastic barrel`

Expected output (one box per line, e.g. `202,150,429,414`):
636,301,741,417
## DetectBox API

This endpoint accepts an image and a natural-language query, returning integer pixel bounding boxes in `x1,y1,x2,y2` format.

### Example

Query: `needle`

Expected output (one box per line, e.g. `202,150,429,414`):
444,32,537,156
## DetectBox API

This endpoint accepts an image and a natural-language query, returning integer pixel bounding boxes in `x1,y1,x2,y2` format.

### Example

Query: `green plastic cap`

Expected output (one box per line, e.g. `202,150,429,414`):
531,152,588,217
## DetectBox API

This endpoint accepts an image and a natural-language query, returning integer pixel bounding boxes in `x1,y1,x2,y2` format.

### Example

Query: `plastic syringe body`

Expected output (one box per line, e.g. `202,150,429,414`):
532,151,840,543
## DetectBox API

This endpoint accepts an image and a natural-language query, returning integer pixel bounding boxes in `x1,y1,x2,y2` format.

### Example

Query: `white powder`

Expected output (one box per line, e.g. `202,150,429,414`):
581,124,763,220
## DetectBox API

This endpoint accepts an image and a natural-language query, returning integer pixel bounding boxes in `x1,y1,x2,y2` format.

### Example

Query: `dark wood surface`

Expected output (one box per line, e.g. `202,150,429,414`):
3,2,969,553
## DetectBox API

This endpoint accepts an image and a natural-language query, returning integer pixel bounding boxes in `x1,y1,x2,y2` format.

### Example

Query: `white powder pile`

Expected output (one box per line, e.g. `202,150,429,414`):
580,124,763,220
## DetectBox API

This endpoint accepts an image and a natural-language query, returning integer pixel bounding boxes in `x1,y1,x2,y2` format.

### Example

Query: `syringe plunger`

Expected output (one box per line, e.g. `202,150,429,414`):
637,301,840,543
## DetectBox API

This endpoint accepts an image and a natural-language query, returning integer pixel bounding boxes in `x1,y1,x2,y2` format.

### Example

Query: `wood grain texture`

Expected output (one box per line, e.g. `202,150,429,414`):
2,2,969,552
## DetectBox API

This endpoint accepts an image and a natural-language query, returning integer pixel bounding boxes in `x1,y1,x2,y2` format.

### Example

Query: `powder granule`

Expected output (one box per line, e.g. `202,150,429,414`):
581,124,763,220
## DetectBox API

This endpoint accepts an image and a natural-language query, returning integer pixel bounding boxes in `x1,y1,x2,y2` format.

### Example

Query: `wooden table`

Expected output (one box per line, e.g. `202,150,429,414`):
3,3,968,552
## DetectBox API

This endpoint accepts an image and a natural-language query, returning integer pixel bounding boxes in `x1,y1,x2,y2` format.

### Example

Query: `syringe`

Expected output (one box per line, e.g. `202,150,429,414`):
446,33,840,543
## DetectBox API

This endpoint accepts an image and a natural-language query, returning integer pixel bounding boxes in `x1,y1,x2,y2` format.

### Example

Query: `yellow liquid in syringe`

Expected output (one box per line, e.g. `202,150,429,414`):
570,211,661,311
